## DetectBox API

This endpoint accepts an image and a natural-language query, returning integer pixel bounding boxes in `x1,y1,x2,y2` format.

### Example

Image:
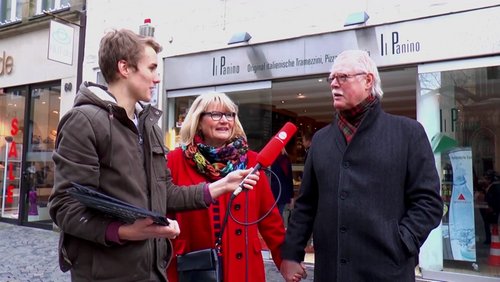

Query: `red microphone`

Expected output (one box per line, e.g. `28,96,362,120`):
233,122,298,197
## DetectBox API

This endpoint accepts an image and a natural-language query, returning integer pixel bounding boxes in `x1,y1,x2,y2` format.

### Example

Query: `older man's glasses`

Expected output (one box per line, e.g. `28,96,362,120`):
327,73,366,85
202,111,236,121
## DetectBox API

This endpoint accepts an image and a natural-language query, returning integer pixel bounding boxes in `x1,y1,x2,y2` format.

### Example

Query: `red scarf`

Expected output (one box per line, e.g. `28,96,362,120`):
337,95,378,143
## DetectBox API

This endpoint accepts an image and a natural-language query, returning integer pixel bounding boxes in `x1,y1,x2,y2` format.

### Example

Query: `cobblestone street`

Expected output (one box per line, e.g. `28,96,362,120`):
0,222,313,282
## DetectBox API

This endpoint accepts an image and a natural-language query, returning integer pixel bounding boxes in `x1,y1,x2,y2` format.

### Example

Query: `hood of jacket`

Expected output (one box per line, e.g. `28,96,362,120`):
76,81,148,124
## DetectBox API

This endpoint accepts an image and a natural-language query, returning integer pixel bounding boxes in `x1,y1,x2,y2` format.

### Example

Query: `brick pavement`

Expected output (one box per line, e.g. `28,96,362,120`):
0,222,69,282
0,222,313,282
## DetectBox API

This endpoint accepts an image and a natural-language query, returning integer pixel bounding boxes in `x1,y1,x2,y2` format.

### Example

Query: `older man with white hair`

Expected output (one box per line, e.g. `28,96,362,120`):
280,50,443,282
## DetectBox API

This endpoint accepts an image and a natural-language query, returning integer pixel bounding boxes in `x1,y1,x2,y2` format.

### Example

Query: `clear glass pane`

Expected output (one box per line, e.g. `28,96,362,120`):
25,84,60,224
41,0,54,11
0,88,26,220
0,0,12,22
15,0,22,19
420,65,500,278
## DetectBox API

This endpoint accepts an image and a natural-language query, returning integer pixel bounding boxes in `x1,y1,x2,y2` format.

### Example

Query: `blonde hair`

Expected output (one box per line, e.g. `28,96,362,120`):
179,92,246,145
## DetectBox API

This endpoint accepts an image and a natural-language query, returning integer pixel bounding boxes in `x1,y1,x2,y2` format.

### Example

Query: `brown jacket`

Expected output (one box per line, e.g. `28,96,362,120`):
49,82,207,281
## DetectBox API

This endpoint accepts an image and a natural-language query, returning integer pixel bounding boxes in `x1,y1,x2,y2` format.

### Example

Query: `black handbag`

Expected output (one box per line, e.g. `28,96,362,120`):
177,205,229,282
177,248,221,282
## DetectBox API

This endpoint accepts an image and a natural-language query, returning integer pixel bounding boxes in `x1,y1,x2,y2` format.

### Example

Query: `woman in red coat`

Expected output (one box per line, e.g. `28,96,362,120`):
166,92,285,282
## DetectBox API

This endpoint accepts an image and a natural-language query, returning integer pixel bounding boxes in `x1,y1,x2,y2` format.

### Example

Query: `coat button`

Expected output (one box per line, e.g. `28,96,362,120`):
155,110,160,115
149,117,154,121
343,161,350,168
340,226,347,233
340,258,348,264
234,204,241,211
236,252,243,259
340,191,348,199
235,229,242,235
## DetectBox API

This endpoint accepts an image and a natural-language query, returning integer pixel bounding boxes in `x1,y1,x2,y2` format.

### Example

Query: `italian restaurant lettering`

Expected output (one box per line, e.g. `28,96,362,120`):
212,54,338,77
380,31,421,56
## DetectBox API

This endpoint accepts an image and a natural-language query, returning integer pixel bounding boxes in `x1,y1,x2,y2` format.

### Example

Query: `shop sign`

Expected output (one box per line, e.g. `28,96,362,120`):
6,118,19,204
48,20,74,65
0,51,14,76
165,6,500,90
379,31,421,57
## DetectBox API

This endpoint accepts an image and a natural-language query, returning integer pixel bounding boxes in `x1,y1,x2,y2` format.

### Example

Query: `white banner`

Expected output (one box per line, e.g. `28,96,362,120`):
448,148,476,262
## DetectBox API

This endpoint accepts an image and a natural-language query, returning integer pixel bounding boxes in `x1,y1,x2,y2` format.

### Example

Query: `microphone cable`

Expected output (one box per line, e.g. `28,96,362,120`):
229,167,281,226
222,167,282,282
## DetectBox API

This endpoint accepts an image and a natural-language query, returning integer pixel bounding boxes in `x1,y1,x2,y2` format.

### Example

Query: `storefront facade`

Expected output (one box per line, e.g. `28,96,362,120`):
163,6,500,281
0,2,82,229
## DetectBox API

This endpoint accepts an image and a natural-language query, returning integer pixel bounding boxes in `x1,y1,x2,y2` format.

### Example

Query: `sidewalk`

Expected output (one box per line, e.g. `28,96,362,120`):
0,222,69,282
0,222,313,282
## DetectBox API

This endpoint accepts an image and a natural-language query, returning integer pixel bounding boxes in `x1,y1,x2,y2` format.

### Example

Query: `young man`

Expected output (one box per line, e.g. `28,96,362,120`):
280,50,443,282
49,29,257,282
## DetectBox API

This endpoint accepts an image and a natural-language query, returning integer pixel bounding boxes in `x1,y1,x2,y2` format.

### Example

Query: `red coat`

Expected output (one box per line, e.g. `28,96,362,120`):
166,148,285,282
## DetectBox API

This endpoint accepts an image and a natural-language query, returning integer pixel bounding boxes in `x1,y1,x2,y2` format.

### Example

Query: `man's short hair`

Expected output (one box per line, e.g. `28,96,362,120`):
98,29,162,84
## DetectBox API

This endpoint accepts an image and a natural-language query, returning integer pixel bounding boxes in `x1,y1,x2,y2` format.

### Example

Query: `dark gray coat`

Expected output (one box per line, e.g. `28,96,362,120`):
282,101,443,282
49,82,207,281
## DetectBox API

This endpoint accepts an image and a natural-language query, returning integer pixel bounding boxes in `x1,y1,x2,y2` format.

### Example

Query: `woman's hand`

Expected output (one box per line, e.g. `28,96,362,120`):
208,167,260,199
280,260,307,282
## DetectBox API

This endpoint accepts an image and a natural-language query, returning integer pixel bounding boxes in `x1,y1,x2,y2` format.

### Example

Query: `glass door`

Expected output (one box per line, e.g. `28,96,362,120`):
418,56,500,280
0,87,26,221
22,83,60,227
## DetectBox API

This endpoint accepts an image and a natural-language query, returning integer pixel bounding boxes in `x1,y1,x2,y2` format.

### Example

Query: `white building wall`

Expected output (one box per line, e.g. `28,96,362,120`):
83,0,500,115
1,28,78,88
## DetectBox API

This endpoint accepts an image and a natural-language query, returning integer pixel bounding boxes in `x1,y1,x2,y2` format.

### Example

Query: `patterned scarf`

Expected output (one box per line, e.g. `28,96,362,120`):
337,95,378,143
182,135,248,181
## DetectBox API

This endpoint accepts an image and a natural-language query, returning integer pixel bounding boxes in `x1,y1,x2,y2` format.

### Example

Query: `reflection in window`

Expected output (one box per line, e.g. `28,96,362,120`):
420,64,500,278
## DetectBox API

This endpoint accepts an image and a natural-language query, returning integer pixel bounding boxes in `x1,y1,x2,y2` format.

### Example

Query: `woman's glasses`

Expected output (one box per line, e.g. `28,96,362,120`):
201,111,236,121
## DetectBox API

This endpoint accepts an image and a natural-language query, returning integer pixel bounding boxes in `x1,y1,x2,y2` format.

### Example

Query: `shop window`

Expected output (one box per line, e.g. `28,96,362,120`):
0,87,26,220
0,0,22,26
418,63,500,278
26,84,60,223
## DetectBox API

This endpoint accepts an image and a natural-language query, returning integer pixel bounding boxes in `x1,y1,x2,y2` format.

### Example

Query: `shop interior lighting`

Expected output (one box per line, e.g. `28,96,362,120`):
228,32,252,45
344,11,369,27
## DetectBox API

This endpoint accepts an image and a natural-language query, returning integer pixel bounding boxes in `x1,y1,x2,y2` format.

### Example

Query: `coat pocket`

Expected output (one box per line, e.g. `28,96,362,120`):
387,220,409,265
58,232,75,272
152,145,167,181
